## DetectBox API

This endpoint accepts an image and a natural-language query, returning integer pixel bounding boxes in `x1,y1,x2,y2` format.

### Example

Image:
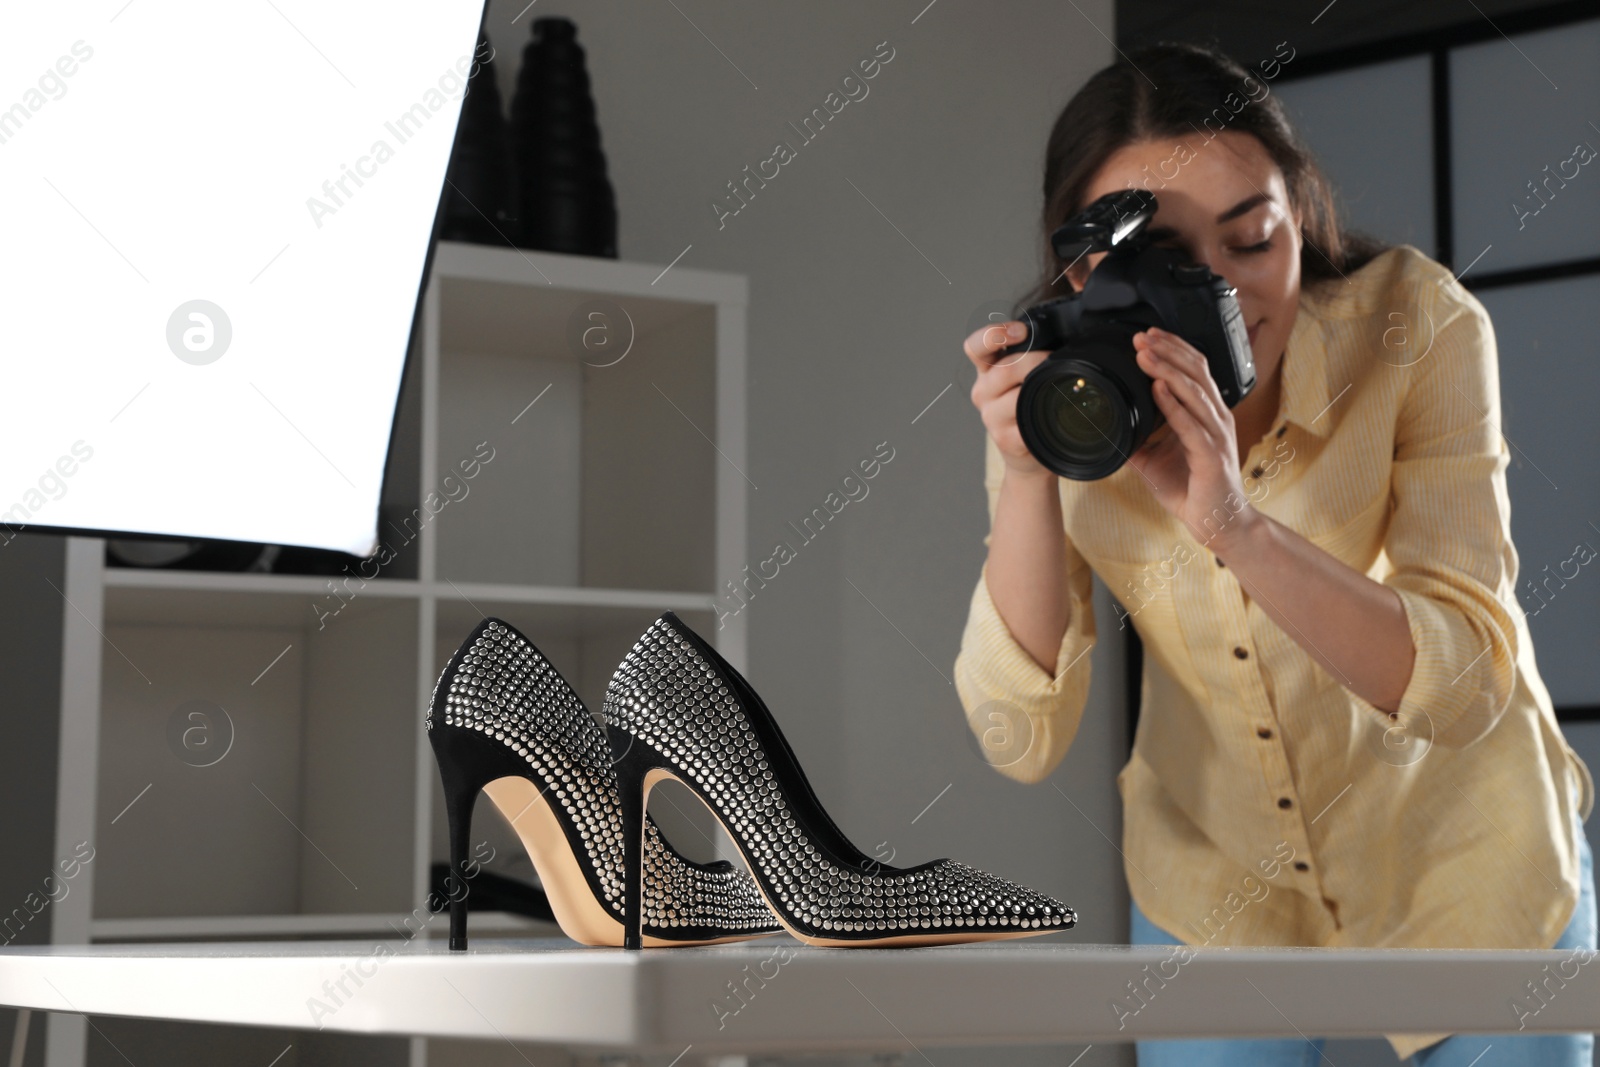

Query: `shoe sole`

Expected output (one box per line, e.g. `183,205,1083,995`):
483,775,779,948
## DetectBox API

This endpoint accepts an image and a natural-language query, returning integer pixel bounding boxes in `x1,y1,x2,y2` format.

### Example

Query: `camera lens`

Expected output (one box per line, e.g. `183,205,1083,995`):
1017,358,1139,480
1046,375,1116,448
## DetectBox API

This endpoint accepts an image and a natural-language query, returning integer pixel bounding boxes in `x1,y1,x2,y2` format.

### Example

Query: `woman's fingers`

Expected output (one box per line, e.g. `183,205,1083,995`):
1136,328,1230,416
1150,377,1208,445
964,319,1038,372
979,388,1030,453
970,344,1048,411
1141,349,1227,472
1146,353,1225,433
965,320,1053,476
960,316,1049,409
1135,333,1227,433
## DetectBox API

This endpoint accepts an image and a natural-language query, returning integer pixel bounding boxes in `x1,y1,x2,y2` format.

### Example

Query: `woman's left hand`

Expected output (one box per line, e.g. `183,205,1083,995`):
1125,327,1259,554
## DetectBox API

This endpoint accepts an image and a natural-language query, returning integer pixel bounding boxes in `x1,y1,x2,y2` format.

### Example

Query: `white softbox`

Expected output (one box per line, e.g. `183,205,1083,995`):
0,1,488,555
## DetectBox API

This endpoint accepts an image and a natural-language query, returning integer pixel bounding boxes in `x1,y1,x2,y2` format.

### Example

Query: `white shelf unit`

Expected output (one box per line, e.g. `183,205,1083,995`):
46,241,748,1067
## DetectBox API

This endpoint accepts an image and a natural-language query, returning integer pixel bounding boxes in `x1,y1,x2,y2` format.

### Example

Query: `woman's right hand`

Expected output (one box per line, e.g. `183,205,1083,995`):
964,319,1053,478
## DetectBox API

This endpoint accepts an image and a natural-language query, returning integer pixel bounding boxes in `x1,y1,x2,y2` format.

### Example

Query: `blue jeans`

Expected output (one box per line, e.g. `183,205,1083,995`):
1129,814,1596,1066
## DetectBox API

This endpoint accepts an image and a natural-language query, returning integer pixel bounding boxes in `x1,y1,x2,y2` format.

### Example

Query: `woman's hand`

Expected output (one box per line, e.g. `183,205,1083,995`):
1126,326,1259,553
964,319,1053,480
963,317,1073,675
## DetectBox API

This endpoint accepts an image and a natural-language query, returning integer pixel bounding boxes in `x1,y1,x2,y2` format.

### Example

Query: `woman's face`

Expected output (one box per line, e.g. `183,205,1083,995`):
1068,130,1303,380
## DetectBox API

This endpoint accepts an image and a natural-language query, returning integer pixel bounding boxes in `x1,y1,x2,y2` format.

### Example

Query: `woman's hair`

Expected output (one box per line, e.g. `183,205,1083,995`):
1022,40,1389,308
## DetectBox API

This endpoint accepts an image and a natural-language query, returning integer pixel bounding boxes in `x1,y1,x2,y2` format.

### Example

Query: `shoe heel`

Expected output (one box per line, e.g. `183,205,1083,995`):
609,725,656,951
429,723,531,951
438,749,478,951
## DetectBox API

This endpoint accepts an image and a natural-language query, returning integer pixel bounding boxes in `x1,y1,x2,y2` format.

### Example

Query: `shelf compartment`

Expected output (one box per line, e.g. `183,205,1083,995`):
95,590,419,921
431,266,720,594
103,567,421,608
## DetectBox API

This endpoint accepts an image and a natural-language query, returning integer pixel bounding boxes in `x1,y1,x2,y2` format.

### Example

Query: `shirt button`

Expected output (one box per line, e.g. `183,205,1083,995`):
1276,425,1287,437
1277,796,1293,809
1233,646,1249,659
1294,860,1310,871
1250,465,1264,478
1256,726,1273,739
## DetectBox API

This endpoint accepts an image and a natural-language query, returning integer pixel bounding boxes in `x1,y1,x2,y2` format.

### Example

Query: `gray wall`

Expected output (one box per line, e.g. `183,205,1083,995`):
480,2,1131,1063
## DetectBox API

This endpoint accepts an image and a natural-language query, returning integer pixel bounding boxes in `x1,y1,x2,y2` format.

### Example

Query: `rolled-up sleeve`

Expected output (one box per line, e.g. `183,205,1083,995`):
1359,291,1520,750
953,435,1096,783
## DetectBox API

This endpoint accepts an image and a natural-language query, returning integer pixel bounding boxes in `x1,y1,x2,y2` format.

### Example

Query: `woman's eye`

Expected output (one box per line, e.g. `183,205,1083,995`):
1235,239,1273,254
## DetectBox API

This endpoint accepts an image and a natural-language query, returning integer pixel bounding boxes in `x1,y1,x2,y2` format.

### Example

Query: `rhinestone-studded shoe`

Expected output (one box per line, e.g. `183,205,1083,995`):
427,618,780,948
604,610,1078,949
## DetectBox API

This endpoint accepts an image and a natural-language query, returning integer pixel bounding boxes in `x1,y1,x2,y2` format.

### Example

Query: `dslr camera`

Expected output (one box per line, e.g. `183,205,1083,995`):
998,188,1256,480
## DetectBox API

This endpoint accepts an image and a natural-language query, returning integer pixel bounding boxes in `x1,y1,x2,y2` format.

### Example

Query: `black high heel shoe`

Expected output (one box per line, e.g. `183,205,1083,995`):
605,611,1078,949
427,617,780,948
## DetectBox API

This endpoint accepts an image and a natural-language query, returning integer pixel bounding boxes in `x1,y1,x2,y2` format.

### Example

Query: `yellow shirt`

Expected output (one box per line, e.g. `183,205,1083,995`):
954,244,1595,1060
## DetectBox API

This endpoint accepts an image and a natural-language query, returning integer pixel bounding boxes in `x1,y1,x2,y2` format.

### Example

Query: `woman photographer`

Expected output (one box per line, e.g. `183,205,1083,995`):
955,40,1595,1066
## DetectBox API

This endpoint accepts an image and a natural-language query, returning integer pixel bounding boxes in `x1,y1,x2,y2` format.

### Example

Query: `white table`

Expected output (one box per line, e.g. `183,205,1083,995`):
1,935,1595,1056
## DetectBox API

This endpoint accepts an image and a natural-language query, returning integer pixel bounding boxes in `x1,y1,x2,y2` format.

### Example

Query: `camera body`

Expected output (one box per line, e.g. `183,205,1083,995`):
998,188,1257,480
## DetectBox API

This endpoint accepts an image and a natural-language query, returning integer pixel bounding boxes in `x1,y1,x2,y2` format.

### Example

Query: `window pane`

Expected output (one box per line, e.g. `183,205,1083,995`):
1477,274,1600,706
1275,57,1435,256
1451,18,1600,274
